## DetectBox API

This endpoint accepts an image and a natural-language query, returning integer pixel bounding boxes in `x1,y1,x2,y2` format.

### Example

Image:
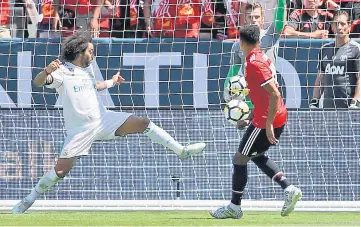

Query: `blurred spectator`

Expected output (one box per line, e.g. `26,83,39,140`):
287,0,302,14
211,0,227,39
293,0,340,11
37,0,61,38
98,0,121,37
144,0,215,38
0,0,10,38
322,0,340,10
110,0,146,38
283,0,333,38
223,0,242,39
332,0,359,21
38,0,103,37
14,0,31,38
350,19,360,38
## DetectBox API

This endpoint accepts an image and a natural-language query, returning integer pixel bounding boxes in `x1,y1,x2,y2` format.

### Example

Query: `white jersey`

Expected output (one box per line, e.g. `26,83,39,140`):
46,62,107,130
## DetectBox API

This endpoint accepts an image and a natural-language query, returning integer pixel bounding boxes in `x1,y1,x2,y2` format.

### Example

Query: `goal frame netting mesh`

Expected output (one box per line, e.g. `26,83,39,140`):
0,0,360,212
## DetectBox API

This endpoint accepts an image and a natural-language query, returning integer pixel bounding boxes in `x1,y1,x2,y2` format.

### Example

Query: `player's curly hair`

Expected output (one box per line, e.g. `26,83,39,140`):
239,25,260,45
61,31,92,61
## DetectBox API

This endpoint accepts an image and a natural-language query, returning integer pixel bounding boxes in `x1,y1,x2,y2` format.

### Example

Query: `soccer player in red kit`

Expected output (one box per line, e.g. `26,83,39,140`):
210,25,302,219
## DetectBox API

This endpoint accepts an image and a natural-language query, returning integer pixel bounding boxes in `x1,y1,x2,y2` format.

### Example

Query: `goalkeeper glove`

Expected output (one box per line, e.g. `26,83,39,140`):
349,99,360,109
223,89,232,103
309,98,319,108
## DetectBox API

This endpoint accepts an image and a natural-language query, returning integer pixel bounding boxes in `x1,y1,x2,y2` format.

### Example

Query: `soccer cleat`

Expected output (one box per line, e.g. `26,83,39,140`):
210,205,243,219
281,185,302,216
178,142,206,160
12,198,35,214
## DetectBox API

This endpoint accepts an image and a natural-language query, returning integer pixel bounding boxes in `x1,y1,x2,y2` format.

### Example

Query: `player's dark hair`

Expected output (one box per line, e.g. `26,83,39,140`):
61,31,92,61
245,2,263,15
239,25,260,45
334,10,350,23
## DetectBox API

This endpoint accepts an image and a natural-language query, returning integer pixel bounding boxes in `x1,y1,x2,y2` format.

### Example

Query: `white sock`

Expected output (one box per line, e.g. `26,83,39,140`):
143,121,184,155
26,168,62,201
229,202,241,211
284,185,294,192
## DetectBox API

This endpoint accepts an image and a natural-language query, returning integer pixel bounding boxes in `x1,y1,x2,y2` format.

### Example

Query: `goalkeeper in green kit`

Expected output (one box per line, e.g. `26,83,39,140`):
224,0,287,129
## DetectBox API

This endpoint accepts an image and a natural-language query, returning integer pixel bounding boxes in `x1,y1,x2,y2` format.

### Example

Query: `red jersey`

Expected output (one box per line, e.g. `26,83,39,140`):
0,0,10,26
225,0,240,39
40,0,55,24
152,0,214,38
61,0,92,15
245,48,287,129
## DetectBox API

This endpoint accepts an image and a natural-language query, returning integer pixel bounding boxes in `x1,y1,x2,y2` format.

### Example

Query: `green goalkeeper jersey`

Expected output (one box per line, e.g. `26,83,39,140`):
223,0,286,108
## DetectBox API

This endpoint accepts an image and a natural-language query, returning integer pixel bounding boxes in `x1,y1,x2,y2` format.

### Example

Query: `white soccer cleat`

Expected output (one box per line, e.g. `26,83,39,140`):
12,198,35,214
281,185,302,216
178,142,206,160
210,205,243,219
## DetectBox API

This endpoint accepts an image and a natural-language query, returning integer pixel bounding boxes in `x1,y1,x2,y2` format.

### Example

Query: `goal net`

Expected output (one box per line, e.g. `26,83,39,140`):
0,0,359,212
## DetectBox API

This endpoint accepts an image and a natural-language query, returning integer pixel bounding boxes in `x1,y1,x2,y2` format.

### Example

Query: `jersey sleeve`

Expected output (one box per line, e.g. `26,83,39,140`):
45,69,64,89
286,11,300,30
248,60,274,87
230,42,243,65
260,24,280,50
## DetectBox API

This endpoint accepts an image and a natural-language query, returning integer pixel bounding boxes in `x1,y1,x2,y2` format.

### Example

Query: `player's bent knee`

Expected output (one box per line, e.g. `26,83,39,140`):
55,169,69,178
138,117,150,132
55,158,75,177
129,116,150,133
115,116,150,136
233,152,250,165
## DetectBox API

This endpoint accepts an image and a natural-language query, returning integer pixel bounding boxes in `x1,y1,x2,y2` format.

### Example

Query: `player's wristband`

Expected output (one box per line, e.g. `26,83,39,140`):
105,79,114,88
309,98,319,108
44,68,51,75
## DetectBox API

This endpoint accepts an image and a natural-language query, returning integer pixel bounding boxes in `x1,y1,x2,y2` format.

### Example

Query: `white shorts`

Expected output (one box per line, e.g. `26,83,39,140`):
59,111,132,158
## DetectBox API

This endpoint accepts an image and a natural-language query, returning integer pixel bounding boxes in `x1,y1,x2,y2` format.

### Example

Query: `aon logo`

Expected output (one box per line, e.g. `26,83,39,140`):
325,64,345,74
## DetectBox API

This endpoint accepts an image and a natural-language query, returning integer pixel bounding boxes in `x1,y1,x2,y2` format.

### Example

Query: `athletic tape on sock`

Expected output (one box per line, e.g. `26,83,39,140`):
143,121,155,135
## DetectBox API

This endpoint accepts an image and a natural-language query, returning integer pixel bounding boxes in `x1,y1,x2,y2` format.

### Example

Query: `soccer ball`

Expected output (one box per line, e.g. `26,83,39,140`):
227,76,249,100
224,99,250,125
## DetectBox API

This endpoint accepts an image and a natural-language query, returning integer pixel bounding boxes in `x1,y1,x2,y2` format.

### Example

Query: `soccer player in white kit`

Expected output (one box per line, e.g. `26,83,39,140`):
12,31,206,214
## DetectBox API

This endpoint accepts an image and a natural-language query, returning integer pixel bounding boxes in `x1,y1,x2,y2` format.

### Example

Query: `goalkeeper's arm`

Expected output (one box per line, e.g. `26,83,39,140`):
224,42,242,93
223,42,243,101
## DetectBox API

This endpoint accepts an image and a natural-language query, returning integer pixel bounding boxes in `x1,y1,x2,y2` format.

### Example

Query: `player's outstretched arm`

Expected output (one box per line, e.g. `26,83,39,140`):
263,81,281,144
96,72,125,91
224,42,242,96
33,59,61,87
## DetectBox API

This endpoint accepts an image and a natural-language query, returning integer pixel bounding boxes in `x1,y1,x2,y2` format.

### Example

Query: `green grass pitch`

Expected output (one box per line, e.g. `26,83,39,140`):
0,211,359,226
